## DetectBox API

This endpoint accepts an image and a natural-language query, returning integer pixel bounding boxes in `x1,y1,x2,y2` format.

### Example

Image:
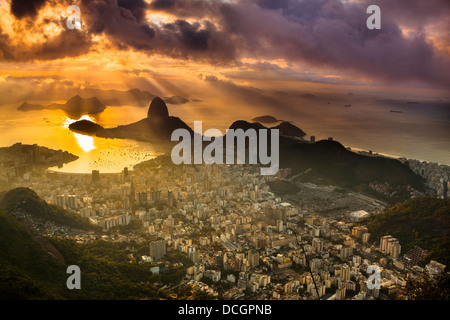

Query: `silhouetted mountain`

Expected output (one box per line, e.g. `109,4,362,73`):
273,121,306,138
18,95,106,117
165,95,189,104
69,97,193,142
228,120,267,131
252,115,282,124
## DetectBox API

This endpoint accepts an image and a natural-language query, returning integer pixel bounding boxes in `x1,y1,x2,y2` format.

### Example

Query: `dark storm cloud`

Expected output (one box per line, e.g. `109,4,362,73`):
149,0,216,18
80,0,235,62
118,0,149,22
4,0,450,87
215,0,450,86
366,0,450,27
10,0,48,19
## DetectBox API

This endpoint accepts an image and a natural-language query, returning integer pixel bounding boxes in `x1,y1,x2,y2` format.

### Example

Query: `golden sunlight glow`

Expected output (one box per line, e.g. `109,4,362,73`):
73,133,95,152
62,115,95,128
62,115,96,152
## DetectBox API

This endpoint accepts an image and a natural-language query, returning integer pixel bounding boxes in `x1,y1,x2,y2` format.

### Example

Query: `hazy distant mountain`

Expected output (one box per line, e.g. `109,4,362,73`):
17,102,45,111
252,115,282,124
299,93,318,99
164,95,190,105
55,95,106,117
18,95,106,117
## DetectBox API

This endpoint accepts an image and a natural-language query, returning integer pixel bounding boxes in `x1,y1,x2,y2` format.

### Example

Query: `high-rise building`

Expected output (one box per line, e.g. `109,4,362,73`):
352,226,368,239
386,238,399,256
149,240,166,260
276,220,283,232
55,195,65,209
312,238,324,253
380,235,394,252
248,249,259,268
137,192,148,204
391,243,401,258
340,264,351,281
362,233,371,244
340,247,353,259
168,191,175,207
67,195,77,209
92,170,100,183
151,190,161,202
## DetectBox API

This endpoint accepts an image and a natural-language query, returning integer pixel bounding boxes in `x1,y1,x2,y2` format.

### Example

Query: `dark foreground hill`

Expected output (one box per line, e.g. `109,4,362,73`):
0,210,164,299
0,188,97,231
0,206,194,299
0,210,67,299
361,197,450,266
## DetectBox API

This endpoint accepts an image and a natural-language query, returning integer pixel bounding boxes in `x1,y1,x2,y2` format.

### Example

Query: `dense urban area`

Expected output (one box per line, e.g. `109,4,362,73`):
0,143,448,300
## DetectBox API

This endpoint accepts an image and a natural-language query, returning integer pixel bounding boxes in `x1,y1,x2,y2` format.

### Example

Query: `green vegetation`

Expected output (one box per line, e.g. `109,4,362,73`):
361,197,450,266
405,273,450,300
279,139,426,202
0,210,67,299
49,238,161,299
0,208,204,299
0,187,99,231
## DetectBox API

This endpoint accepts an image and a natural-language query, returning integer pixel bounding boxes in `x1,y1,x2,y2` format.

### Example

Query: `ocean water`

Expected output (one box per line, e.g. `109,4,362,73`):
0,98,449,174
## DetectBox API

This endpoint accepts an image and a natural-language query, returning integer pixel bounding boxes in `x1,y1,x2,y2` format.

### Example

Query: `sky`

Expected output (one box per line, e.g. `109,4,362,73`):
0,0,449,124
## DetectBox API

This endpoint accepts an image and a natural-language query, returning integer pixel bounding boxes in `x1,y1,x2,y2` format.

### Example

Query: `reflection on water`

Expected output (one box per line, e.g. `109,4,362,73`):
73,133,95,152
0,102,449,173
49,113,167,173
0,106,167,173
63,115,96,152
62,115,95,128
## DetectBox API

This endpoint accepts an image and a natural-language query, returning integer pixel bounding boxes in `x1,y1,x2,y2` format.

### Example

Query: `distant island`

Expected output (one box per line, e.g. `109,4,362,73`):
17,91,190,118
18,95,106,117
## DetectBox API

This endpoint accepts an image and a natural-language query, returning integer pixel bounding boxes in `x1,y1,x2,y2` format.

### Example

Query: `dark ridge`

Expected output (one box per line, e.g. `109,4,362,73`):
0,187,99,231
273,121,306,138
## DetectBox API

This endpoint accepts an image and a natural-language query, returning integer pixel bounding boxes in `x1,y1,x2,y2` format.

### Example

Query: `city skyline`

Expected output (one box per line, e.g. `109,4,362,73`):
0,0,449,303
